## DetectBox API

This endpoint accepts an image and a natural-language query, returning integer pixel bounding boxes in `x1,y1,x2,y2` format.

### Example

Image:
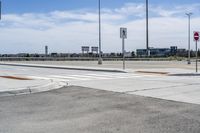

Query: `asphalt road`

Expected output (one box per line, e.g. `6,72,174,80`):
1,86,200,133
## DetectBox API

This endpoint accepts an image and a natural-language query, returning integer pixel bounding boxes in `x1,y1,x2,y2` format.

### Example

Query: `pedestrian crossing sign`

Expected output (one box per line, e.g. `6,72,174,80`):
120,28,127,39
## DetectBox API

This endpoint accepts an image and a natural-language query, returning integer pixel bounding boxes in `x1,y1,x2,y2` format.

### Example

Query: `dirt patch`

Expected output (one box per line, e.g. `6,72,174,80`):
136,71,169,75
0,76,32,80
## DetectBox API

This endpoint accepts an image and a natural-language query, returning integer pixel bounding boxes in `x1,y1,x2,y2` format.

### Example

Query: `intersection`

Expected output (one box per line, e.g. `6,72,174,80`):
1,61,200,132
1,61,200,104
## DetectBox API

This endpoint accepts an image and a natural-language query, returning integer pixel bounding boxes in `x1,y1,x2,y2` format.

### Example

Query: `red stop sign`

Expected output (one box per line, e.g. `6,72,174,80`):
194,32,199,41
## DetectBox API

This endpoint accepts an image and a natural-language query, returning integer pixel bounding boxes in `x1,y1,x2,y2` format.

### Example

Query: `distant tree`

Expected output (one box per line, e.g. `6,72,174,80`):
25,54,30,57
198,49,200,57
131,51,135,58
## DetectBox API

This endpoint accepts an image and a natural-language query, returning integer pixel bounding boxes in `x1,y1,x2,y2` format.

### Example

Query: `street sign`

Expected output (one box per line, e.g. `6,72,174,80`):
81,46,90,53
120,27,127,70
194,32,199,41
120,28,127,39
91,47,98,53
193,31,199,73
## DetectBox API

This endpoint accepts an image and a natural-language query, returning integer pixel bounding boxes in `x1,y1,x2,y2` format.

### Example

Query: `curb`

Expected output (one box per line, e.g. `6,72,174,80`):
0,89,32,97
0,62,127,73
169,73,200,76
0,81,67,97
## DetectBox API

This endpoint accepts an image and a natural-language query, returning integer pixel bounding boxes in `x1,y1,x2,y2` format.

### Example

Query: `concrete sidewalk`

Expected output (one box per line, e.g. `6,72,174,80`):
1,61,199,75
0,62,126,73
0,77,65,97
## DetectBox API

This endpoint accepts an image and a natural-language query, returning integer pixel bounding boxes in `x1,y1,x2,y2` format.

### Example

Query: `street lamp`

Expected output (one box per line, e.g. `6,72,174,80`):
186,13,192,64
146,0,149,57
98,0,103,65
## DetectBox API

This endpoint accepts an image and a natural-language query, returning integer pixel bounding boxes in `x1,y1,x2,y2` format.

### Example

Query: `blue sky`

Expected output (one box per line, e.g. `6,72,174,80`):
3,0,200,14
1,0,200,54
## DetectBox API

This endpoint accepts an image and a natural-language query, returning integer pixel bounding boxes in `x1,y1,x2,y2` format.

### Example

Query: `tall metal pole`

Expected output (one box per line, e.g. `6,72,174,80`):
186,13,192,65
0,1,1,20
122,38,125,70
98,0,102,65
146,0,149,57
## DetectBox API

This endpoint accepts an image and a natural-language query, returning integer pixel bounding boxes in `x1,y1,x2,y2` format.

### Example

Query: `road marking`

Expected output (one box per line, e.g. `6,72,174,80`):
68,74,113,79
49,73,155,81
28,76,52,80
27,72,159,82
49,75,92,81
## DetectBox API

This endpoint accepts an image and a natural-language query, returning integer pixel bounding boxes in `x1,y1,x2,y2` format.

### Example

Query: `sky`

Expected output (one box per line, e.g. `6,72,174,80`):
0,0,200,54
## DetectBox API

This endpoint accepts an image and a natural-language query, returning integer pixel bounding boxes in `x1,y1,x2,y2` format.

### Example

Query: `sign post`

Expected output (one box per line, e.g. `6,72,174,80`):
120,28,127,70
194,31,199,73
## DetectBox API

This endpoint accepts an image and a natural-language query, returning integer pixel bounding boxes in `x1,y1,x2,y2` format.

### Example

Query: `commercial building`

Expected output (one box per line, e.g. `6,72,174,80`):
136,46,186,57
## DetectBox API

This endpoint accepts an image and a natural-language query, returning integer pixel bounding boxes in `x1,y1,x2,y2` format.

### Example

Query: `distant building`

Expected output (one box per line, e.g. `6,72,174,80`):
150,48,171,57
170,46,178,56
177,49,187,57
17,53,30,57
136,49,147,57
51,53,58,57
136,46,185,57
45,46,48,56
124,52,132,57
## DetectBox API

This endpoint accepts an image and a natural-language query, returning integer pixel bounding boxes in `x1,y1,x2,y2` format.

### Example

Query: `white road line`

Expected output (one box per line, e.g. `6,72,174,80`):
86,73,141,77
28,76,68,82
50,73,148,81
67,75,113,79
28,76,52,80
49,75,90,81
56,74,142,80
58,74,141,80
29,72,156,82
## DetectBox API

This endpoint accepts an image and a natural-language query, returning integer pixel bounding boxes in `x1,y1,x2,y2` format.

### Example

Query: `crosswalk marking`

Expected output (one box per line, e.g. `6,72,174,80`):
49,75,90,81
68,75,113,79
51,73,142,80
28,76,52,80
29,72,159,82
85,73,141,78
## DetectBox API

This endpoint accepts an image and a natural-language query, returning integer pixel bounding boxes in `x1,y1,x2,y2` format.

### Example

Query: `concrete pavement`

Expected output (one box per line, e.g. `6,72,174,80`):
1,61,200,104
1,61,200,132
9,60,199,71
0,62,126,73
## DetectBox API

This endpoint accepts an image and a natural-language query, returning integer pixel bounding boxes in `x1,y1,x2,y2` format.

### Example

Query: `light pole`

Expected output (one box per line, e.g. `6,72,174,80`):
146,0,149,57
186,13,192,64
0,1,1,20
98,0,103,65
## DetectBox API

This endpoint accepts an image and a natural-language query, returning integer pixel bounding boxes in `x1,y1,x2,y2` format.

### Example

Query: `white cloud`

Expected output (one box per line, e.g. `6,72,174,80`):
0,3,200,54
114,3,146,17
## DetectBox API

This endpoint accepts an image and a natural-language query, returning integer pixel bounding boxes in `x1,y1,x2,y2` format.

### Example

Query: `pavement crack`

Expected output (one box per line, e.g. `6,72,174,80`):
125,83,196,94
